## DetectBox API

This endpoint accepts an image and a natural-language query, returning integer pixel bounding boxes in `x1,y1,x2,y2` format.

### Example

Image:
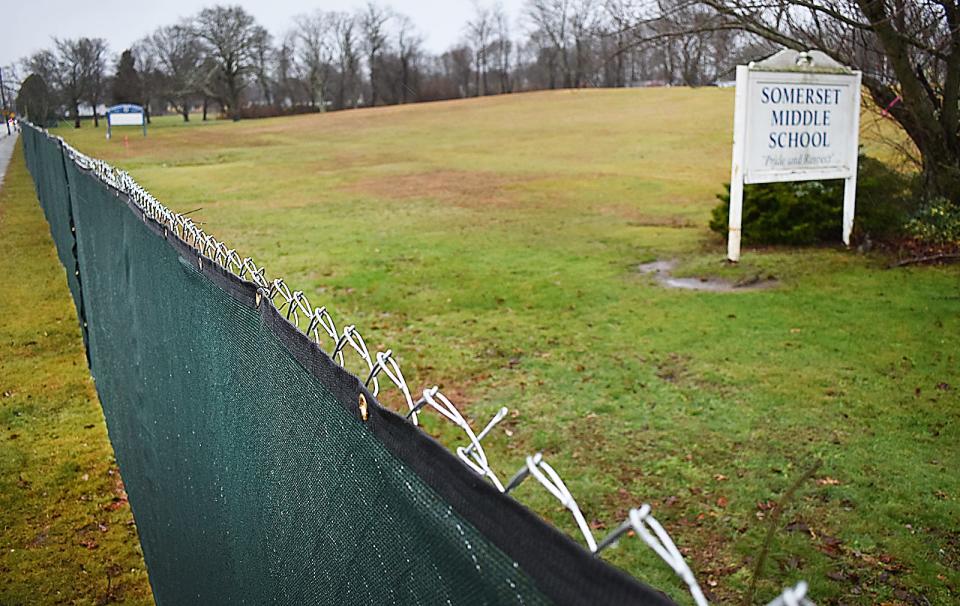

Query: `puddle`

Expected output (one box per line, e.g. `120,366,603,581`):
638,260,777,292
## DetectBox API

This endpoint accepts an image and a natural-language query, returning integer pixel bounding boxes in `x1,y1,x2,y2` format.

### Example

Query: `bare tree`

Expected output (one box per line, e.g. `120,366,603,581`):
1,64,22,127
526,0,572,87
294,11,335,109
274,32,301,107
145,24,205,121
28,38,106,128
467,2,494,95
569,0,598,87
333,13,361,109
130,40,162,123
601,0,634,87
251,28,274,107
80,38,108,127
194,5,264,119
645,0,960,203
395,15,423,103
492,4,514,93
361,2,391,106
441,46,474,97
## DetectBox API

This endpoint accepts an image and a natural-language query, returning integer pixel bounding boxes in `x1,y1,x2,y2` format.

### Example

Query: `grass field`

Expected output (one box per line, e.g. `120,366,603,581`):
2,87,957,604
0,143,153,604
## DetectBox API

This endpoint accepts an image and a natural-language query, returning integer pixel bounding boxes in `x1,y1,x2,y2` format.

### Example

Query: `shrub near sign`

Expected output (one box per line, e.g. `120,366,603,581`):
727,50,862,261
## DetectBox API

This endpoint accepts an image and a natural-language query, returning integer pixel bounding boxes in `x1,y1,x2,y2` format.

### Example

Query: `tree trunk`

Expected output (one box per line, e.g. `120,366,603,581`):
855,0,960,203
203,98,209,121
922,148,960,204
369,54,378,106
475,57,481,96
72,101,80,128
481,53,488,95
92,107,99,128
261,80,273,108
616,35,625,87
226,73,241,121
866,81,960,202
182,107,190,122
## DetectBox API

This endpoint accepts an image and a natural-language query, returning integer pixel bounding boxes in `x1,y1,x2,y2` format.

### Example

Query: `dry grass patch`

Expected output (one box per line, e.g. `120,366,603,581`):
345,169,537,208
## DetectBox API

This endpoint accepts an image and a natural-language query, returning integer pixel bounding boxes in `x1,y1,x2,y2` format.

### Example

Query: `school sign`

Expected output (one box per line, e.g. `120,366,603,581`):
727,50,862,261
106,104,147,139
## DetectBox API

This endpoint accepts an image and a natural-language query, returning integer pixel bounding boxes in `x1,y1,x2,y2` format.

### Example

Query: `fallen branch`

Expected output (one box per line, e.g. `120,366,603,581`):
888,253,960,268
742,459,823,606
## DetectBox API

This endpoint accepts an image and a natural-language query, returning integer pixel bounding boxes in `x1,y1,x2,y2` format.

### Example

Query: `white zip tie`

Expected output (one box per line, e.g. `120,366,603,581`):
504,454,597,552
367,351,419,425
596,505,707,606
766,581,814,606
422,389,504,491
338,326,378,396
462,407,508,457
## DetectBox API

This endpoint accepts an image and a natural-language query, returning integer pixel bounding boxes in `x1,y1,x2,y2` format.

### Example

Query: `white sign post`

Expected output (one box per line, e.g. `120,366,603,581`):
727,50,862,262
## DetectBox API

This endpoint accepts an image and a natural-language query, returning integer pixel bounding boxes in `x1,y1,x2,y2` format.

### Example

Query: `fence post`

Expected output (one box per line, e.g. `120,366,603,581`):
55,135,92,363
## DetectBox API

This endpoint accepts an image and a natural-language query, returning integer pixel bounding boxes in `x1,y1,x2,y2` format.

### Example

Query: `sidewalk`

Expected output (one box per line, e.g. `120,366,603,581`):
0,131,19,192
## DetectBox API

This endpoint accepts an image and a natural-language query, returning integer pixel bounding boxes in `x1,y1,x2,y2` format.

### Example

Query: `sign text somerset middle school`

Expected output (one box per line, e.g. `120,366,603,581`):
762,85,844,149
742,71,858,184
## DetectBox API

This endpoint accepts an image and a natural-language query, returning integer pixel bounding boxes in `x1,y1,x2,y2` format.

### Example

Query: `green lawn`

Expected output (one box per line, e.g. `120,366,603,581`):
0,143,153,605
4,87,957,605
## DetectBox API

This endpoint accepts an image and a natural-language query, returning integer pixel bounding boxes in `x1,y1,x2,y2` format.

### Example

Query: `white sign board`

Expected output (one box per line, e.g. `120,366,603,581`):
108,112,144,126
743,71,859,184
727,51,862,261
106,104,147,139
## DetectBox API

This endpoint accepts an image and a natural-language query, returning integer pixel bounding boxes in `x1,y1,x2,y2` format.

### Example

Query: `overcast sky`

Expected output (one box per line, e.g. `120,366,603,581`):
2,0,528,75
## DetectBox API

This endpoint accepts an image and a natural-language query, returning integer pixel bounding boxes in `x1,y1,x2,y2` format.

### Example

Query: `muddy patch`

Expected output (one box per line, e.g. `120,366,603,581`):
345,169,532,208
638,260,777,292
597,205,697,228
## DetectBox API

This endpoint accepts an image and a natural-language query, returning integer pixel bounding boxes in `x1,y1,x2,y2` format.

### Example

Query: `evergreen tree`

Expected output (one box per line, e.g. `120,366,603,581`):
112,49,142,104
16,74,54,126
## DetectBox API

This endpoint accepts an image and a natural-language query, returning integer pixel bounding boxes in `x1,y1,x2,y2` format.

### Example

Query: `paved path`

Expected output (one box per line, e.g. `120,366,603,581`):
0,130,19,193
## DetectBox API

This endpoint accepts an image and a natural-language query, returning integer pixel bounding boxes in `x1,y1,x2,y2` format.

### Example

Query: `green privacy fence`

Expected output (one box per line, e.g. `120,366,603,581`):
20,123,685,605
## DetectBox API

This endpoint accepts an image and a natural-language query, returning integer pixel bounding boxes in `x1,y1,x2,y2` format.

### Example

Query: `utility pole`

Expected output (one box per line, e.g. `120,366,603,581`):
0,66,10,135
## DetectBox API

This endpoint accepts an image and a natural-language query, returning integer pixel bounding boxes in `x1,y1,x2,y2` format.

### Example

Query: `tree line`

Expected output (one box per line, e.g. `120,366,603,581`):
11,1,956,205
14,1,758,128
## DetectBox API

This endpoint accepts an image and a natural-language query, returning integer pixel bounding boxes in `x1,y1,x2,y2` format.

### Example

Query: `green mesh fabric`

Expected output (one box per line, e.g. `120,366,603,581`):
21,127,82,309
65,157,552,605
24,127,673,606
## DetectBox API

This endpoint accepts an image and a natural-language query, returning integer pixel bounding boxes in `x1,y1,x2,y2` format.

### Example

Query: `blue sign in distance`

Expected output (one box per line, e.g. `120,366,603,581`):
106,104,145,114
